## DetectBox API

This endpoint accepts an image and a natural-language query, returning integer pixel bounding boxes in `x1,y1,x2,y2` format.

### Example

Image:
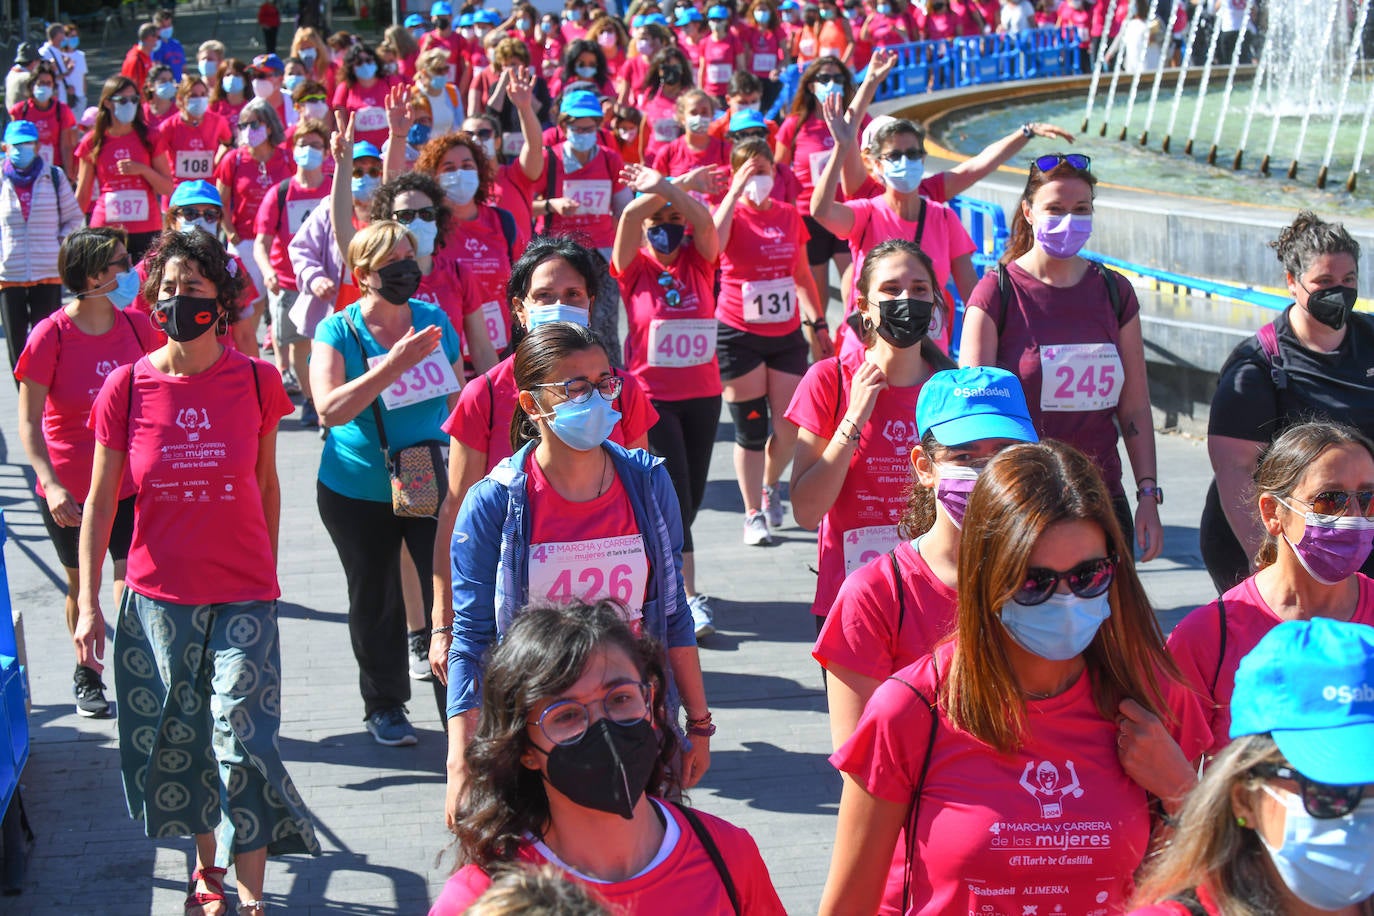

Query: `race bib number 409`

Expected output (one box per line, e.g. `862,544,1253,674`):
648,318,716,368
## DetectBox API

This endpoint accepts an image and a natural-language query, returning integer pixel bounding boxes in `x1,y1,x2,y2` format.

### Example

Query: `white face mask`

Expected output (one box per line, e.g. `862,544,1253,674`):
251,78,275,99
1258,784,1374,910
743,174,773,205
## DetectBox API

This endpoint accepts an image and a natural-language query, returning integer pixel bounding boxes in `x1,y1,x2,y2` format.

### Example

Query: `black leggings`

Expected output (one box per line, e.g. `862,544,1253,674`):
317,481,446,722
648,395,721,554
1,283,61,375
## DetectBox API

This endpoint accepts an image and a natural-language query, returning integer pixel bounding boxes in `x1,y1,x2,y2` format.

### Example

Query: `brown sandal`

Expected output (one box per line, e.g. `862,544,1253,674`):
185,865,228,915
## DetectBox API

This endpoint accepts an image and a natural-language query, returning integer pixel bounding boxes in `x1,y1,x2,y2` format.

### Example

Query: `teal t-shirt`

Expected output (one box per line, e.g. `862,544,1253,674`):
316,300,463,502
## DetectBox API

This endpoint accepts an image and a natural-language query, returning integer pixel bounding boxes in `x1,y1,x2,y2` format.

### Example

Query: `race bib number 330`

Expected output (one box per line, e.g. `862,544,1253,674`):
1039,342,1123,412
366,350,461,409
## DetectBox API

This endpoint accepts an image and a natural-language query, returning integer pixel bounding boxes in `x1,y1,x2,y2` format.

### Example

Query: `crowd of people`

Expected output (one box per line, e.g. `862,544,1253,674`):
1,0,1370,913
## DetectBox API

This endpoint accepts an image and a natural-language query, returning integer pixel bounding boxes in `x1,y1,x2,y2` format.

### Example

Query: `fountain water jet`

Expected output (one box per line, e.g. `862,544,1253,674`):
1118,0,1163,142
1232,29,1270,170
1206,0,1255,165
1161,8,1206,153
1182,5,1225,156
1080,0,1123,132
1137,0,1174,145
1285,0,1341,179
1317,0,1371,188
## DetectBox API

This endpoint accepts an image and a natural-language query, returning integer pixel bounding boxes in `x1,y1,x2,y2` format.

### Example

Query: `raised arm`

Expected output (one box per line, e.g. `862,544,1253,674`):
330,116,359,255
939,122,1076,199
507,66,546,182
809,91,858,237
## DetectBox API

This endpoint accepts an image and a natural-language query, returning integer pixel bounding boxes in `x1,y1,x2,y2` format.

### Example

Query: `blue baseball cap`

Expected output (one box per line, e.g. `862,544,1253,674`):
352,140,383,161
560,90,604,120
915,367,1037,445
631,13,647,27
169,180,222,208
404,13,426,27
780,0,799,9
3,120,38,145
641,13,670,25
675,8,704,24
249,53,284,75
431,1,454,16
707,4,730,18
458,12,475,26
728,109,767,133
1230,618,1374,785
476,9,502,24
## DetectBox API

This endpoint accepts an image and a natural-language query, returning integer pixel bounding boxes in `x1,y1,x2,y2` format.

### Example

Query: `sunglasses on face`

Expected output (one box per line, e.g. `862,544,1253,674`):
1284,489,1374,519
1032,152,1091,173
813,73,842,85
1013,556,1116,606
392,206,438,223
532,375,624,403
298,95,327,105
353,165,383,178
1253,764,1370,819
177,206,222,222
880,148,924,163
731,129,768,142
111,95,139,105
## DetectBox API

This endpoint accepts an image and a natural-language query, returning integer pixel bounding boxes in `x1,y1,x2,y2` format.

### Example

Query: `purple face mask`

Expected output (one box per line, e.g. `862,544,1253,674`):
1034,212,1092,259
1277,497,1374,585
935,464,980,529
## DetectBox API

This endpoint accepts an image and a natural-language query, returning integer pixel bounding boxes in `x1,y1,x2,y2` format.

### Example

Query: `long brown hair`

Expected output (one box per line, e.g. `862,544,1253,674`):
789,56,853,121
1001,159,1096,264
945,439,1177,752
451,601,680,868
89,74,152,164
509,322,606,452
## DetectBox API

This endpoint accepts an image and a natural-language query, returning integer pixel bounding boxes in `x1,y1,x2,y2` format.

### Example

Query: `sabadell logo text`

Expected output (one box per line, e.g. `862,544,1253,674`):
1322,683,1374,703
955,386,1011,398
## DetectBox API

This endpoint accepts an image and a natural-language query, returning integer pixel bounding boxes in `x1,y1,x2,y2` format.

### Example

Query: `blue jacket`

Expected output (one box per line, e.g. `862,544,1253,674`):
446,440,694,718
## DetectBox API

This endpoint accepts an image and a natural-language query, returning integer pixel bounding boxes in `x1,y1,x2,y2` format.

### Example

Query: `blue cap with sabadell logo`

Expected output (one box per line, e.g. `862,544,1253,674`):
915,366,1037,445
1230,617,1374,785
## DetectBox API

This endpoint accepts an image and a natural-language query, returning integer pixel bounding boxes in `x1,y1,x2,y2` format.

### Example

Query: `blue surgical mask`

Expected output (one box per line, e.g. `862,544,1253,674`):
440,169,480,204
154,82,177,101
64,36,79,50
998,591,1110,661
882,155,924,194
283,74,305,92
539,393,621,451
1258,785,1374,910
351,173,379,202
429,74,447,92
406,217,439,256
103,269,142,308
354,62,378,80
222,74,245,94
575,64,598,79
301,47,317,64
526,301,591,328
646,222,686,255
198,59,217,79
185,96,209,118
31,85,52,104
412,27,427,40
112,100,138,124
877,2,891,12
6,143,34,169
294,145,324,170
568,8,583,20
159,26,173,40
408,122,432,147
754,9,771,22
568,129,597,153
811,81,842,102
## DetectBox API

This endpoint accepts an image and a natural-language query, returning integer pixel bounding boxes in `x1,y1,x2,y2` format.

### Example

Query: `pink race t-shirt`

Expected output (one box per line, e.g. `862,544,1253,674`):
699,34,742,96
615,245,722,402
330,77,398,148
814,537,957,678
776,114,835,209
213,145,294,238
441,356,659,472
75,130,162,234
965,262,1140,497
13,308,155,502
639,93,684,163
90,348,293,605
428,802,786,915
742,24,783,76
253,175,330,289
834,643,1213,916
1168,573,1374,756
543,143,626,249
649,137,729,205
442,206,515,353
8,98,75,166
416,251,484,350
491,164,535,255
153,111,232,186
210,97,246,128
786,349,924,616
717,199,809,337
866,12,912,45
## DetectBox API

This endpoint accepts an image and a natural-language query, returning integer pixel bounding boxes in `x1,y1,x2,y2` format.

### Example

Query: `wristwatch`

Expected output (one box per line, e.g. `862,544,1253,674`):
1136,484,1164,505
1020,122,1034,139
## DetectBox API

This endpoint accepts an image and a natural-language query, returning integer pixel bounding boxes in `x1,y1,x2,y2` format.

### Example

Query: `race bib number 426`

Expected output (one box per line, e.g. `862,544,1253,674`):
528,534,649,619
1039,342,1123,412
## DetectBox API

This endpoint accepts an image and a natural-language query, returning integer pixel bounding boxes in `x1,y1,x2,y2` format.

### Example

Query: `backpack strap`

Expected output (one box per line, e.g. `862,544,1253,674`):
541,145,557,235
1256,321,1287,390
493,204,517,264
912,197,927,249
831,354,844,425
994,263,1012,337
995,262,1124,337
673,803,740,916
120,307,149,351
275,177,291,238
1210,596,1227,697
1097,262,1124,324
890,549,905,636
885,657,941,915
50,165,63,226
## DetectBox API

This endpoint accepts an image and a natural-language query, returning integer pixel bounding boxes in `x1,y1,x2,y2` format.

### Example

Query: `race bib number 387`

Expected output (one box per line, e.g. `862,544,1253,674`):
1039,342,1124,412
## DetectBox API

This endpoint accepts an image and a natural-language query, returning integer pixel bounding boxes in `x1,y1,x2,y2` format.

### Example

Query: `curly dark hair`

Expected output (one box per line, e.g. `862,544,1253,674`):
368,172,452,251
140,228,245,322
451,600,681,869
342,41,378,87
1270,209,1362,282
413,132,492,205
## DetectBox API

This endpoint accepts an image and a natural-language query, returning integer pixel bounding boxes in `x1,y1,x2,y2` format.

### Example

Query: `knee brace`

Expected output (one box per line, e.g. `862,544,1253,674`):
729,396,770,451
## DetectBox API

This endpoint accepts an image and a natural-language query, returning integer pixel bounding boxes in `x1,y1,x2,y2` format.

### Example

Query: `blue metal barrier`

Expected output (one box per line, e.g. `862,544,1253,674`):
0,513,27,820
1085,250,1292,311
948,196,1010,278
870,27,1084,101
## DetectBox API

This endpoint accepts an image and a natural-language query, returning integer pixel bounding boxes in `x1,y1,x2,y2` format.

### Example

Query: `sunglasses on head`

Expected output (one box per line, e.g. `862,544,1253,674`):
1013,556,1116,606
298,95,326,105
392,206,438,224
1253,764,1370,819
1032,152,1091,173
177,206,221,221
353,165,382,178
1283,489,1374,519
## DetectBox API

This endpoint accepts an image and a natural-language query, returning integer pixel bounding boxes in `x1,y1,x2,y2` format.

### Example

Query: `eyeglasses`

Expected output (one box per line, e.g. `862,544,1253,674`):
1283,490,1374,519
657,272,682,308
812,73,842,85
528,680,652,746
1032,153,1091,174
177,206,222,222
1253,764,1369,819
1012,556,1116,606
461,128,495,141
730,129,768,142
105,255,132,272
532,375,624,403
352,165,382,178
880,149,924,163
392,206,438,224
435,17,451,27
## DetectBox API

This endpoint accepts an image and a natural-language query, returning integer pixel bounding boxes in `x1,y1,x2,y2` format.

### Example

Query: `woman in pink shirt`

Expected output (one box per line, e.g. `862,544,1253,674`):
15,227,155,720
648,89,728,191
141,65,178,130
617,21,672,104
612,163,721,637
821,438,1211,916
587,16,629,82
330,43,399,149
75,228,317,916
153,73,232,194
209,57,250,126
742,0,787,109
636,47,693,163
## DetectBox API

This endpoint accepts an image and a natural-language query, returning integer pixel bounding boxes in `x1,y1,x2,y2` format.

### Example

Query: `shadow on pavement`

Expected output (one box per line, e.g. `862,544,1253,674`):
702,741,839,814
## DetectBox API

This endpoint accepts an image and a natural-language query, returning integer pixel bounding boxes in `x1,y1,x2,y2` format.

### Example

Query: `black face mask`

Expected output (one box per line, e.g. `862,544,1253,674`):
873,297,933,348
646,222,686,255
541,718,658,820
153,295,220,342
1302,283,1358,330
372,259,423,305
660,65,684,85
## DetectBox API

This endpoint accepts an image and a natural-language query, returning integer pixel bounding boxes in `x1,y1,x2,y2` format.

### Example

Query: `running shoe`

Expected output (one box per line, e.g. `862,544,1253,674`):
743,510,773,546
762,484,785,529
73,664,111,718
408,629,433,682
688,594,715,639
300,399,319,429
281,370,302,397
365,707,418,746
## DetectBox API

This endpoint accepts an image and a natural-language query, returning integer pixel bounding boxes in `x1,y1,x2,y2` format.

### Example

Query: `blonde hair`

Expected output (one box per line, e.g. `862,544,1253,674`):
465,864,611,916
493,36,530,68
674,88,712,120
348,220,416,280
417,47,450,76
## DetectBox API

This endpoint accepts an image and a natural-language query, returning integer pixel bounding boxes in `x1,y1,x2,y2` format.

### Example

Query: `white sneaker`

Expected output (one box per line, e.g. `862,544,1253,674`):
743,510,773,546
762,484,785,529
688,594,715,639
